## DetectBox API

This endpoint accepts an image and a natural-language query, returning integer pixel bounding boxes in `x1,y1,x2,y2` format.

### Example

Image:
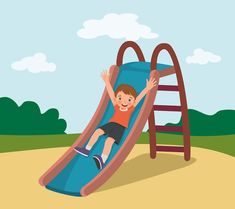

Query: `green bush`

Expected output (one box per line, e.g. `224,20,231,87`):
167,109,235,136
0,97,67,135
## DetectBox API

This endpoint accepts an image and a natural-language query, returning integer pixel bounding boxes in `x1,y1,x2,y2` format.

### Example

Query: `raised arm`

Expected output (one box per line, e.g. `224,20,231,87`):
101,70,116,105
134,77,157,107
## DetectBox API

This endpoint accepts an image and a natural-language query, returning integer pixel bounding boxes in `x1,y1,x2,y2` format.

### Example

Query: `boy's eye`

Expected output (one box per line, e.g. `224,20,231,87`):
128,98,133,102
118,97,121,100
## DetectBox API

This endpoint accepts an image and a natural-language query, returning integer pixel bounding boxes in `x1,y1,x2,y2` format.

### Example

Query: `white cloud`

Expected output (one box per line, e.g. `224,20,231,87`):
11,53,56,73
77,13,159,41
186,48,221,65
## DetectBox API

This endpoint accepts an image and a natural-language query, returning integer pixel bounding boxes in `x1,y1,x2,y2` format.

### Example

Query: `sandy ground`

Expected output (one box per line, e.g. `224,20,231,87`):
0,145,234,209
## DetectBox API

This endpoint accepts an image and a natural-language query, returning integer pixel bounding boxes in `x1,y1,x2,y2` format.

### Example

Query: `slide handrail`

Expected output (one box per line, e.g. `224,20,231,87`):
151,43,180,71
116,41,145,66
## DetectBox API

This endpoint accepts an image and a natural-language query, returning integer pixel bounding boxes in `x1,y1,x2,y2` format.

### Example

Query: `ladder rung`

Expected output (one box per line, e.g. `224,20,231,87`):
158,85,179,91
156,145,184,152
153,105,181,111
156,125,183,132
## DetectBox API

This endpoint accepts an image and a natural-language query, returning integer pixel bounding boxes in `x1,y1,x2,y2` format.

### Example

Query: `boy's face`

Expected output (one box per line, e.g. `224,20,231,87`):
116,91,135,109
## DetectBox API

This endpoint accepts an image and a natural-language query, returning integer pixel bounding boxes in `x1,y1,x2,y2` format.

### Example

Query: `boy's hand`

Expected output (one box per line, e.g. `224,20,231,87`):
101,69,116,105
101,70,110,82
146,77,157,91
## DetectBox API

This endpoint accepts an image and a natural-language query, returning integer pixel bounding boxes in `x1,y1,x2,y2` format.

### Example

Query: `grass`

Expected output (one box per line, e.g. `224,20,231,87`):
0,134,79,153
0,133,235,157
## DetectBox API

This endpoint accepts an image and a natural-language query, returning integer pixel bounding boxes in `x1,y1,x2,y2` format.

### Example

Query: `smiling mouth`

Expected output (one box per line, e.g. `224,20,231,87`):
121,104,128,107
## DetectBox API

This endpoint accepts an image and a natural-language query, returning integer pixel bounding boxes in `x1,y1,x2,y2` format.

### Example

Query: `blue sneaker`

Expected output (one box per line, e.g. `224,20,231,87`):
73,147,90,157
93,155,104,170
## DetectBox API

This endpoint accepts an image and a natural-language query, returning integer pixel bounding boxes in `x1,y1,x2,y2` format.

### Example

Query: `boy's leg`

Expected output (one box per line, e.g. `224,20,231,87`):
74,128,104,156
86,128,104,150
101,137,115,163
93,137,115,169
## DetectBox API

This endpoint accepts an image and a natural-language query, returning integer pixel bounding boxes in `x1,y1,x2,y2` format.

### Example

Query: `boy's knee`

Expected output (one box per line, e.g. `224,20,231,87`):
95,128,104,136
106,137,115,144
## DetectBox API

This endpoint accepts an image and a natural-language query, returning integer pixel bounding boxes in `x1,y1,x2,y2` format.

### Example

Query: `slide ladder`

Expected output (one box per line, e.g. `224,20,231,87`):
148,44,191,161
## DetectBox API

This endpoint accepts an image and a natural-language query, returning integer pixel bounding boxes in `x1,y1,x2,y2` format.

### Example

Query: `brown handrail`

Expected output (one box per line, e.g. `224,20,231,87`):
116,41,145,66
151,43,179,71
149,43,191,161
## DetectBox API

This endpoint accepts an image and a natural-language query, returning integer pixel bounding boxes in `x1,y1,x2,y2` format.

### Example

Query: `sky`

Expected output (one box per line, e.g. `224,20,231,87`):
0,0,234,133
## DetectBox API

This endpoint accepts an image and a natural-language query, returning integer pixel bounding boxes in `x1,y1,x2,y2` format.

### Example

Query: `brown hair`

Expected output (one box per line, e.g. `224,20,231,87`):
115,84,137,98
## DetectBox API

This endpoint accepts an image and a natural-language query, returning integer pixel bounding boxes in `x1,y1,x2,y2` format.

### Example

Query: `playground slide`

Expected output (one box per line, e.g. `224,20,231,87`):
39,61,173,196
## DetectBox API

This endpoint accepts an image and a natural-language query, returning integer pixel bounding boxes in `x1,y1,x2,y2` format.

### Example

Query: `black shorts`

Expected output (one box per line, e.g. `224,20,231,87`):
99,122,126,144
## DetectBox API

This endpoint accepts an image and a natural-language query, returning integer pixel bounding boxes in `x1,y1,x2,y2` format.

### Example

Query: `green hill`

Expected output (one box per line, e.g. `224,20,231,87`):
166,109,235,136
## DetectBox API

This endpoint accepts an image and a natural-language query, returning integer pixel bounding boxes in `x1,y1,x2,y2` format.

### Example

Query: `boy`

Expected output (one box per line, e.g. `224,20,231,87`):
74,69,157,170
